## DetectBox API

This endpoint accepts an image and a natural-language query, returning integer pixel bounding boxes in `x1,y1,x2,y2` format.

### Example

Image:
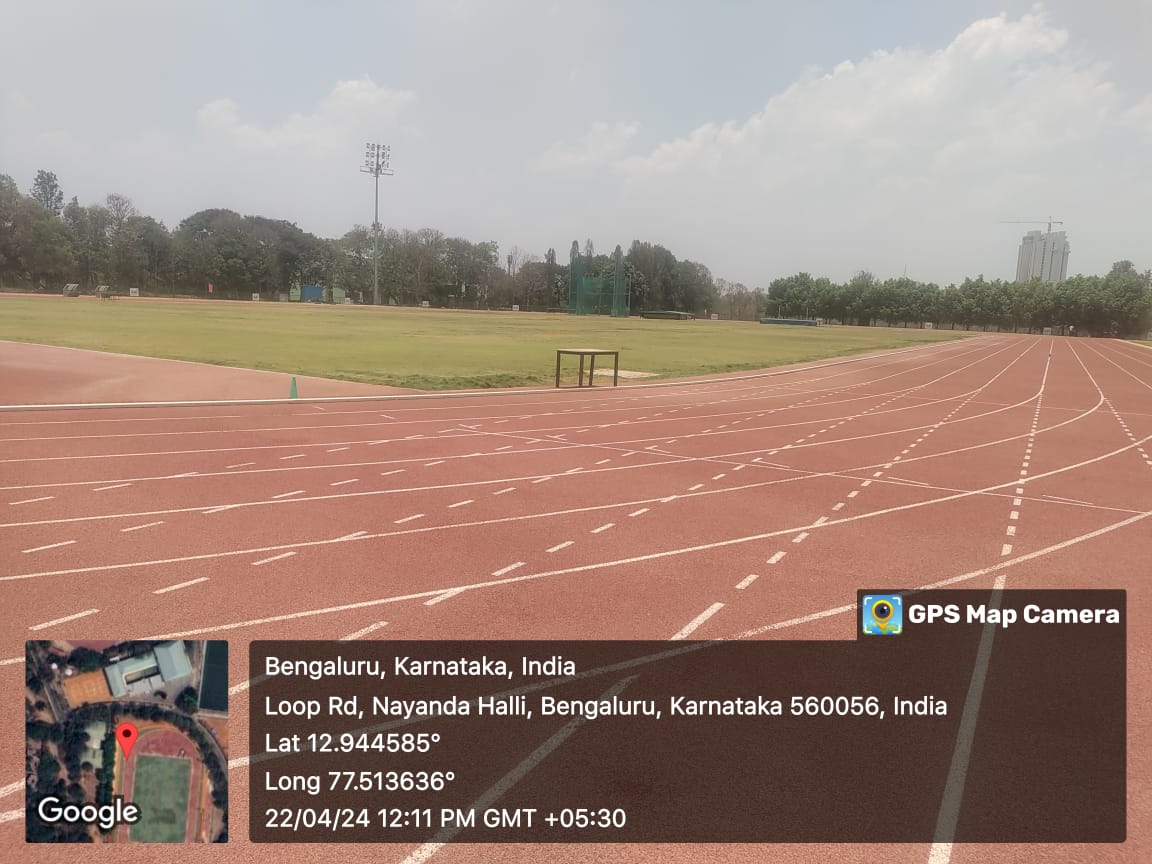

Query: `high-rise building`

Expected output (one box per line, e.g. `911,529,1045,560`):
1016,230,1070,283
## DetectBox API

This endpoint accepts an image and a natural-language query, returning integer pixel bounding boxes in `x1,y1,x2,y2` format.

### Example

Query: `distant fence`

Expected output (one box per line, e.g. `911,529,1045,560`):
760,318,819,327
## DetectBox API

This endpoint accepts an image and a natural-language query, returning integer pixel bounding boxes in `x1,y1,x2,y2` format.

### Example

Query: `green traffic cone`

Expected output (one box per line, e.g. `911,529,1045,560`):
289,377,298,399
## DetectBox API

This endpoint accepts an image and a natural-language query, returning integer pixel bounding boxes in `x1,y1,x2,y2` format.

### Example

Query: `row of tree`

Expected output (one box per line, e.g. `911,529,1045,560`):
2,170,1149,334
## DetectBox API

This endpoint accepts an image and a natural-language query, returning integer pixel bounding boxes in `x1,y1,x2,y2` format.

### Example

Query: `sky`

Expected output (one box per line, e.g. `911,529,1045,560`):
2,0,1149,287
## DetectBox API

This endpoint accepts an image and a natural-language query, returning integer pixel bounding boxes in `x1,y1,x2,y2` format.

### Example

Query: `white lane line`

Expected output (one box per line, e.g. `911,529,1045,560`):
252,552,296,566
927,574,1008,863
628,508,650,517
338,531,368,541
280,454,306,460
767,551,787,564
492,487,516,495
832,502,845,511
340,621,388,641
496,445,513,451
22,540,76,554
380,469,405,476
814,516,829,525
492,562,526,577
330,479,359,487
0,780,23,798
1012,498,1022,506
425,460,445,467
792,532,809,543
531,477,552,484
394,514,425,524
271,490,305,499
1000,543,1013,556
861,480,873,487
1042,494,1094,505
1006,526,1016,536
226,462,255,469
688,483,704,491
1009,511,1019,520
596,459,612,465
29,609,99,630
735,574,760,590
847,491,859,498
448,499,474,508
328,447,350,453
712,474,727,480
872,471,884,477
424,588,467,606
9,496,54,505
93,483,131,491
591,523,615,534
121,521,164,533
671,603,726,640
546,541,574,553
203,505,236,514
153,577,209,595
398,677,637,864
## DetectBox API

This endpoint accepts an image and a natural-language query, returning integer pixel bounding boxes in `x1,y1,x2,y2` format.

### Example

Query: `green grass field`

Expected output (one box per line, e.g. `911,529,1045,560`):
0,297,970,390
128,754,191,843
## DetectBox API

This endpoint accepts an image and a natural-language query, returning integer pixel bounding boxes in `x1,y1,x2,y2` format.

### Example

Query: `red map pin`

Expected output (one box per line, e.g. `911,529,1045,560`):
115,722,139,759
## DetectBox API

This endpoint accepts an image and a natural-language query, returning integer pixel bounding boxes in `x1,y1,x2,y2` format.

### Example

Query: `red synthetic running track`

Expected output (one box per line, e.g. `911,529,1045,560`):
3,335,1149,863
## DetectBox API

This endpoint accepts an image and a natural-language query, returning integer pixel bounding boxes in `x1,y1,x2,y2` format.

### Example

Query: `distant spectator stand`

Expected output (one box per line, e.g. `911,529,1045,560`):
555,349,620,388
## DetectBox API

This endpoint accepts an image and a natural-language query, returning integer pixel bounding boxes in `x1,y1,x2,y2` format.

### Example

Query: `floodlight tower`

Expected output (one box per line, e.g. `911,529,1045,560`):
360,143,394,305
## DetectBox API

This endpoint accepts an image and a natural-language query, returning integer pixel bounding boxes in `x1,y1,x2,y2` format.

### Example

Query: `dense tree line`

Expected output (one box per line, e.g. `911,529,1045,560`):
2,169,1149,334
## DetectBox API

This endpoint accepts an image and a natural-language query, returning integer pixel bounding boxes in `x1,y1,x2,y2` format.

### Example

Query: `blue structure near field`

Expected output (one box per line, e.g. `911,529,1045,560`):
760,318,819,326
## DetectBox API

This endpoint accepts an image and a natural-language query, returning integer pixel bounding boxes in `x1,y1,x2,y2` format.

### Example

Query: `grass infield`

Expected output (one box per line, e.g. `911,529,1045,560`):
128,754,191,843
0,297,969,390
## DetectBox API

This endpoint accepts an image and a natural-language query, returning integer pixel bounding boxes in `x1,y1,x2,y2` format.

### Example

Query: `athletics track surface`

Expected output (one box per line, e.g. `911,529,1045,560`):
2,335,1149,862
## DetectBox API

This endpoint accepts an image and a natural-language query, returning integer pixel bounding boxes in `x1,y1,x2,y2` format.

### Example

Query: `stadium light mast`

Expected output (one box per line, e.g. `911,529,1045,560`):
360,143,394,305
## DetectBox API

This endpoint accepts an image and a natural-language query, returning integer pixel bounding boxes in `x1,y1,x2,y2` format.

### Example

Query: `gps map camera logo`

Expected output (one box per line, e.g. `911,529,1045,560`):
862,594,903,635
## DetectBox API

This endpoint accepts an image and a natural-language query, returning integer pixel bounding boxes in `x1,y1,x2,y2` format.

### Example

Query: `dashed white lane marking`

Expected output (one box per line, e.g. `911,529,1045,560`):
203,505,236,514
93,483,131,491
9,496,54,505
394,514,425,524
271,490,305,499
735,574,760,590
813,516,829,525
531,476,552,484
1001,543,1013,556
492,487,515,496
628,508,650,517
448,499,474,508
848,491,859,498
767,551,787,564
496,445,513,451
337,531,368,541
591,523,615,534
328,447,350,453
330,479,359,487
671,603,726,640
1012,498,1022,506
872,471,884,477
22,540,76,554
0,781,23,798
280,454,306,460
29,608,99,630
596,459,612,465
226,462,255,469
688,483,704,491
861,480,873,487
712,473,727,480
492,562,526,577
380,469,405,476
1006,526,1016,536
792,532,809,543
252,551,296,566
547,541,574,553
121,521,164,533
1009,511,1019,520
153,577,209,594
340,621,388,641
424,587,467,606
832,502,845,511
425,460,445,467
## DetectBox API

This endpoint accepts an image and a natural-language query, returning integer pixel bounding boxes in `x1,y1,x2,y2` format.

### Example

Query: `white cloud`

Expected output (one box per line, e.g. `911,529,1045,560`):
540,7,1151,283
530,121,639,175
195,78,417,157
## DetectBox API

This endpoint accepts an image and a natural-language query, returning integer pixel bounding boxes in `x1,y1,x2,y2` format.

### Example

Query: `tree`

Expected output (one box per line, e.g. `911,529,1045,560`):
30,170,64,216
175,686,199,713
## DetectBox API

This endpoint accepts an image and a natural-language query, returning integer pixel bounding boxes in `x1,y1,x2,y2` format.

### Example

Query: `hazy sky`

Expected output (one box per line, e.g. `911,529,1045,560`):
2,1,1149,286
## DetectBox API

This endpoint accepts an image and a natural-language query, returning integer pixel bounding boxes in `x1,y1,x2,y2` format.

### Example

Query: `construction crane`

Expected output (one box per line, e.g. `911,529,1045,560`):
1000,217,1064,234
